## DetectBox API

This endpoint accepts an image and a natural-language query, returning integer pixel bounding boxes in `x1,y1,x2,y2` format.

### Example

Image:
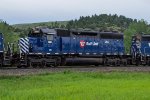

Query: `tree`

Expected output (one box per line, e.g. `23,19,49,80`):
66,14,135,31
129,20,148,34
124,20,150,53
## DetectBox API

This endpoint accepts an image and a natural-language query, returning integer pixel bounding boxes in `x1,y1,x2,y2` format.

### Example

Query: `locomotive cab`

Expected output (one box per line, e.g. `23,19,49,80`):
27,27,59,54
130,34,150,65
18,27,61,67
131,34,150,57
131,35,141,56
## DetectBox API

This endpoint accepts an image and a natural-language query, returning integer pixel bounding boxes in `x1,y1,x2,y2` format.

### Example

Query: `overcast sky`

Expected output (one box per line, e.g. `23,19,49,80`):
0,0,149,24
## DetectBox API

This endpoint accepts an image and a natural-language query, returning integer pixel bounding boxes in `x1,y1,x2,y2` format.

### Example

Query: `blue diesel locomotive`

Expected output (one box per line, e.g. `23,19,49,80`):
18,27,128,67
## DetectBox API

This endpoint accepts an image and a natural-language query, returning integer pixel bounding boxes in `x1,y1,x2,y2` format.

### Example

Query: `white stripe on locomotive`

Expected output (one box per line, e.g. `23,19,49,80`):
20,44,28,52
20,41,29,50
20,38,29,47
20,40,29,50
19,38,29,53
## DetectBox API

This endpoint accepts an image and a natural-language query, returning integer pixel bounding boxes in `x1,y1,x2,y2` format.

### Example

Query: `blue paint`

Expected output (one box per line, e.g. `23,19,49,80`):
0,33,4,52
26,28,125,56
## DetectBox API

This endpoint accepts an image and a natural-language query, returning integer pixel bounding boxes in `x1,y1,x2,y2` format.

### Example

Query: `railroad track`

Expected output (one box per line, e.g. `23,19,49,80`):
1,66,150,76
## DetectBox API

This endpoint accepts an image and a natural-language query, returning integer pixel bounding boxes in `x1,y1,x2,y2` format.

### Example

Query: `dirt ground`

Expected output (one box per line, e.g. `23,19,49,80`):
1,66,150,76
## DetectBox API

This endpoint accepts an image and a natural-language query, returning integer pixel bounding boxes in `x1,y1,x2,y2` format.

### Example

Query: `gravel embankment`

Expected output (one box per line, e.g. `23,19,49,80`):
1,66,150,76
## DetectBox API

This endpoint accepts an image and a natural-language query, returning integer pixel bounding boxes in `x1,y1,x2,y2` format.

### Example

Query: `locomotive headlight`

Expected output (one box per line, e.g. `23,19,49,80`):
48,41,52,44
148,43,150,47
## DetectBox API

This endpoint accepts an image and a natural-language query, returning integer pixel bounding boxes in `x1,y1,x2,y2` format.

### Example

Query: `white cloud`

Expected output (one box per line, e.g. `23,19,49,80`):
0,0,149,24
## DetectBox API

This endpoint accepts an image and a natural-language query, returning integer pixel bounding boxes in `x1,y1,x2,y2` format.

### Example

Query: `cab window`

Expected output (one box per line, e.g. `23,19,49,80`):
47,35,54,41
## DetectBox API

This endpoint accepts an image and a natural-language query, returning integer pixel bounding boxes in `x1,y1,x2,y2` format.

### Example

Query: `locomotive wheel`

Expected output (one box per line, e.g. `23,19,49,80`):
116,60,120,66
102,59,106,66
143,63,146,66
53,63,57,68
22,65,28,68
135,60,140,66
107,59,111,66
103,58,109,66
32,65,37,68
31,63,38,68
46,63,52,67
94,64,99,66
17,65,22,68
112,60,117,66
123,62,127,66
39,63,44,68
122,60,127,66
57,58,61,66
147,61,150,66
39,61,45,68
111,61,115,66
60,57,66,66
17,63,23,68
0,60,3,67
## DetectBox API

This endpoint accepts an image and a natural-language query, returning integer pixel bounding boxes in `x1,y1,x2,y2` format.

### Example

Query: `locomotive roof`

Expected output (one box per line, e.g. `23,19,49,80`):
29,27,123,38
55,28,123,37
54,28,98,36
100,31,123,34
34,28,123,34
142,34,150,37
132,34,150,38
100,32,123,39
40,28,56,34
71,30,123,34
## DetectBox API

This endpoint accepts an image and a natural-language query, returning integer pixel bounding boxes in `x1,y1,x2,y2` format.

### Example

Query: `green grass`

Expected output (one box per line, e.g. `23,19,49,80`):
1,71,150,100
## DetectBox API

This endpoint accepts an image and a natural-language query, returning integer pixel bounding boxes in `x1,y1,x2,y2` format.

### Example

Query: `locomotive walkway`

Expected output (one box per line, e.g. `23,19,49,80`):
1,66,150,76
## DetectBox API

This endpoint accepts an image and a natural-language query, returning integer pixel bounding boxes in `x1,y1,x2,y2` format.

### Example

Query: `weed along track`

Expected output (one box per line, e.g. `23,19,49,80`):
1,66,150,76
